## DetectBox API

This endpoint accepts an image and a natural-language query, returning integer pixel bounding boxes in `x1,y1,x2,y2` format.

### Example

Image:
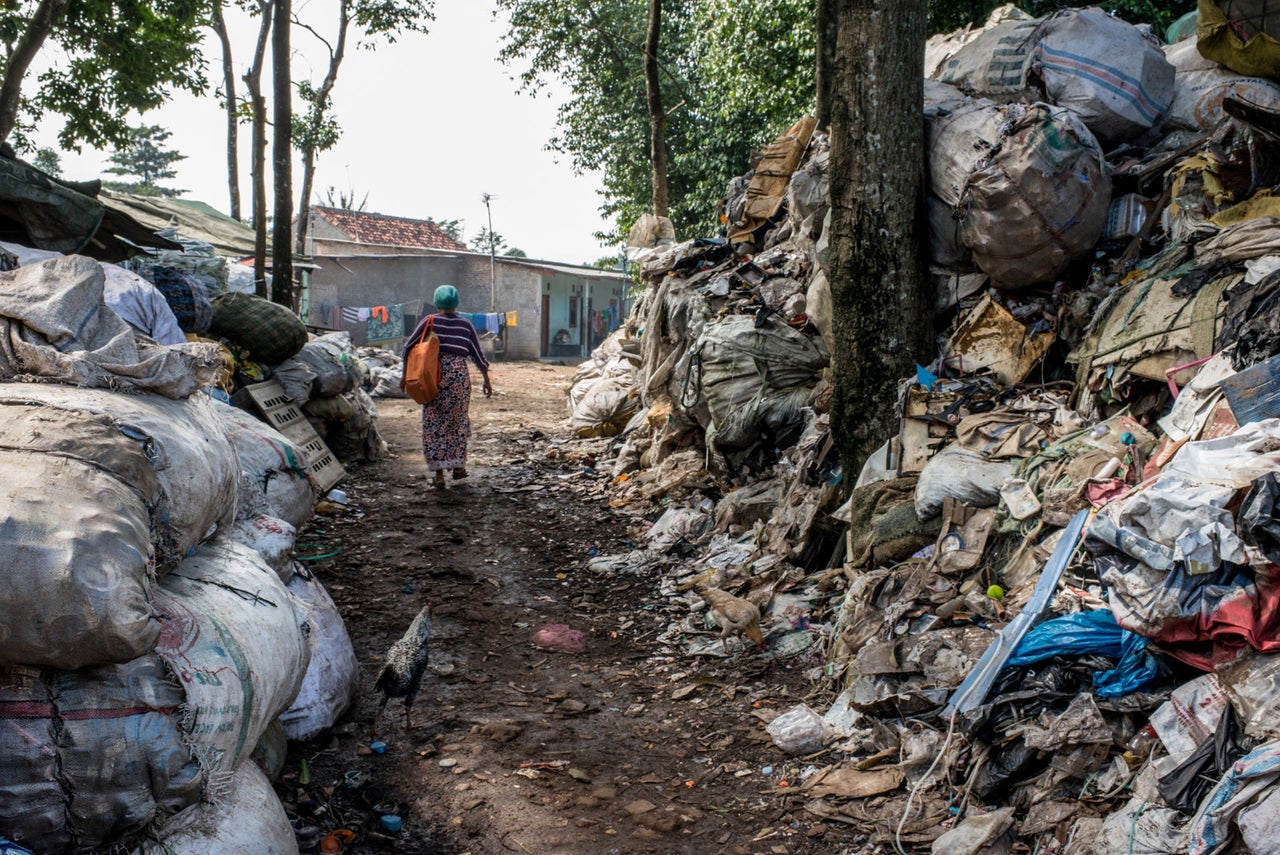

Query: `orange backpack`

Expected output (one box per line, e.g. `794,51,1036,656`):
401,316,441,404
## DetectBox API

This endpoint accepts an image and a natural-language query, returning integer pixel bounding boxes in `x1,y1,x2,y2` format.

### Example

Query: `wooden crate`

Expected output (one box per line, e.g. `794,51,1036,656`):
244,379,345,494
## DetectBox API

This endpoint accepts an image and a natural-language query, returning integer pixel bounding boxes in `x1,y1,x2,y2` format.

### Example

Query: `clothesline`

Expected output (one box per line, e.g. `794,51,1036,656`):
457,311,519,337
316,300,420,342
314,302,518,343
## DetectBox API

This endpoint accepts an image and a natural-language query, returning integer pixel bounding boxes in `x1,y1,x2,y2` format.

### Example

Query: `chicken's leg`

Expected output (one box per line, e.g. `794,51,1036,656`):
370,694,390,740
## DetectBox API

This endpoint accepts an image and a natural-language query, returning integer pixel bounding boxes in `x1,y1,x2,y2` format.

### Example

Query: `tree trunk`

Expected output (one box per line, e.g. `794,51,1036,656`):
643,0,668,218
210,0,241,221
295,0,350,258
0,0,70,146
825,0,929,477
814,0,838,131
270,0,293,306
244,1,272,298
296,151,316,258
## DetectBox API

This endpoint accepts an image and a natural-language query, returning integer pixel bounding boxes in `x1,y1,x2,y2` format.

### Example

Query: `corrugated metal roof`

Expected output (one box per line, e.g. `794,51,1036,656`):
500,258,629,281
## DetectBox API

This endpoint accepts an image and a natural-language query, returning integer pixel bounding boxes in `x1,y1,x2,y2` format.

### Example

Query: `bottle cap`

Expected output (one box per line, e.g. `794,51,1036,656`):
380,815,403,833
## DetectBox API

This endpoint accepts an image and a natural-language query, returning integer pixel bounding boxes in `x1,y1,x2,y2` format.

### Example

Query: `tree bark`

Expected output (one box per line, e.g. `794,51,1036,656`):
295,0,349,259
0,0,70,146
642,0,668,218
814,0,838,131
270,0,293,306
825,0,929,477
244,1,273,298
210,0,241,221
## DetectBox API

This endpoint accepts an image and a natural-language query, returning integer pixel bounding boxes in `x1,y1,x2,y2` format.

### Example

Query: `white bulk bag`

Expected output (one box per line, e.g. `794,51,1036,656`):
154,540,310,787
278,565,360,741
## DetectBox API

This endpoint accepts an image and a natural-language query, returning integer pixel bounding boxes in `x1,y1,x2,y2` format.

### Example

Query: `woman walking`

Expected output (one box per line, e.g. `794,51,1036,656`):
402,285,492,488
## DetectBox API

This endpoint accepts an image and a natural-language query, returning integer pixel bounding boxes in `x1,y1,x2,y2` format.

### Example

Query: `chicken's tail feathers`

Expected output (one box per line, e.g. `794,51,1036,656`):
373,664,393,694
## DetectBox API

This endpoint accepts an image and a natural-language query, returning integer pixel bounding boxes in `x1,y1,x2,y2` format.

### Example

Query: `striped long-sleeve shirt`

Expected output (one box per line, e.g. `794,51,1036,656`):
404,311,489,373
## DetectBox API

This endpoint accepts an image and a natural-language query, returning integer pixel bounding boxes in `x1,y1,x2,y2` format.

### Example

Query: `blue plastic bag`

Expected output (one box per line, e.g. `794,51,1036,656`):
1007,609,1163,697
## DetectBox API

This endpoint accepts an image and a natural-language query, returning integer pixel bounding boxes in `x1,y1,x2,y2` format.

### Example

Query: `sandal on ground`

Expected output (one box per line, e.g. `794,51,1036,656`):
432,475,446,490
452,468,469,480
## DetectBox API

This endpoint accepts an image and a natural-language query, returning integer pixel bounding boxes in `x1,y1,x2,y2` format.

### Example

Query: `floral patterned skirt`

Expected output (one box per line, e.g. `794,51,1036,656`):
421,353,472,471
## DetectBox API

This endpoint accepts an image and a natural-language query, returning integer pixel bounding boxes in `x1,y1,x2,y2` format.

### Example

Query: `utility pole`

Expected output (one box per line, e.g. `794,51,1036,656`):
482,192,496,312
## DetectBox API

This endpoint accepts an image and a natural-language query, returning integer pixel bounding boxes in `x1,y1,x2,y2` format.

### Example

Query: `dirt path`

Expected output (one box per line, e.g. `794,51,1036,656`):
284,362,855,855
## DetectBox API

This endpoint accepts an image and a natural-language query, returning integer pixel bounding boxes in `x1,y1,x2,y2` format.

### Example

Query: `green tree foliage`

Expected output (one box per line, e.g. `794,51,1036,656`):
103,124,186,196
292,81,342,161
504,246,528,257
291,0,434,258
429,217,464,242
496,0,814,243
31,146,60,176
470,227,508,255
0,0,207,150
926,0,1195,34
500,0,1194,244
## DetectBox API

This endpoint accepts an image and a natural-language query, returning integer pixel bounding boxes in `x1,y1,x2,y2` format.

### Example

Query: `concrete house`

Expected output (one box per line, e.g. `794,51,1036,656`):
301,206,629,359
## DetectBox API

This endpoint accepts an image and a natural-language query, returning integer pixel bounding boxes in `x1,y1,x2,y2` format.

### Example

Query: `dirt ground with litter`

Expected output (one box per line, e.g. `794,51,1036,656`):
281,361,861,855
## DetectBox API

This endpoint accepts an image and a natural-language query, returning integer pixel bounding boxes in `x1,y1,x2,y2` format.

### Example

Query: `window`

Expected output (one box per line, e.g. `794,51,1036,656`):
569,294,579,326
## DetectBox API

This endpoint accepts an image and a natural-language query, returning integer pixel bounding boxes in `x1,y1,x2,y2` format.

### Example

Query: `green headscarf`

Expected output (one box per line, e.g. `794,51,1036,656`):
433,284,460,310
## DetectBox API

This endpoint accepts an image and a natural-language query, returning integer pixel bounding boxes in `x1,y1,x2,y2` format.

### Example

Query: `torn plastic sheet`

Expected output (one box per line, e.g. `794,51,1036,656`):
1158,705,1255,814
1219,652,1280,741
942,509,1089,718
1189,740,1280,855
1149,673,1231,755
1117,479,1247,573
1241,473,1280,566
1006,609,1162,697
1101,556,1280,670
1161,418,1280,488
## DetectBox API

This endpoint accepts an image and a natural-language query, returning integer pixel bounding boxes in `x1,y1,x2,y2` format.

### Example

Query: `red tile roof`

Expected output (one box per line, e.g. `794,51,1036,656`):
313,206,467,251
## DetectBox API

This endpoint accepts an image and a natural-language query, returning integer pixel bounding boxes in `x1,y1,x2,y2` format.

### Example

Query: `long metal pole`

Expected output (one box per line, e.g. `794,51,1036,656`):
483,192,496,312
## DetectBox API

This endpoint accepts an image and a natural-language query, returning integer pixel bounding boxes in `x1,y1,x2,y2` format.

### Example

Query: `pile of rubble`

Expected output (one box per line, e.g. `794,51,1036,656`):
0,254,360,853
572,5,1280,852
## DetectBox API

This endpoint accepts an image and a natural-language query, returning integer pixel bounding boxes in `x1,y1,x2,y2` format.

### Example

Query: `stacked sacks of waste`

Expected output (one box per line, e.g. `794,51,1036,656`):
0,255,357,853
567,327,641,438
358,345,408,398
582,121,842,664
262,331,389,463
584,4,1280,850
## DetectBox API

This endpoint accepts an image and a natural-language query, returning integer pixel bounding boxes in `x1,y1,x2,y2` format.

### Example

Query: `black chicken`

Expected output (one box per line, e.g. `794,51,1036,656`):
371,603,432,737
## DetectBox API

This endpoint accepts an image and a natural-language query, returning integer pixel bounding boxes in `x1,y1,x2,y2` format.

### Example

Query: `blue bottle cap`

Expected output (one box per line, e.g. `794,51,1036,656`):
380,815,402,833
369,741,387,754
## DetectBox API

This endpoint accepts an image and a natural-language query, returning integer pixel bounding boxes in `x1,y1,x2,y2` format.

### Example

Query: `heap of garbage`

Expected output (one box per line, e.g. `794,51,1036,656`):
0,254,360,853
573,5,1280,852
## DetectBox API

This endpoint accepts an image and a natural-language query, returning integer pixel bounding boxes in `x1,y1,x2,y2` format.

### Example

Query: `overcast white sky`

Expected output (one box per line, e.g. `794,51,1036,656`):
36,0,618,265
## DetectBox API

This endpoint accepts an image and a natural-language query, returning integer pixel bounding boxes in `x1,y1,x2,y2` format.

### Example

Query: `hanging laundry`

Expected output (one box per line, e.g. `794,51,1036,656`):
366,303,405,342
341,306,361,324
356,307,371,322
485,313,501,335
505,310,518,327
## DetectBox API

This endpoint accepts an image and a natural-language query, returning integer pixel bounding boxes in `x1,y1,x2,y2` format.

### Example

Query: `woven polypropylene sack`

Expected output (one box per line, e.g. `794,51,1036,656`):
209,292,307,364
154,540,310,789
0,386,237,669
0,658,203,853
279,566,360,741
132,762,297,855
959,104,1111,289
214,401,315,528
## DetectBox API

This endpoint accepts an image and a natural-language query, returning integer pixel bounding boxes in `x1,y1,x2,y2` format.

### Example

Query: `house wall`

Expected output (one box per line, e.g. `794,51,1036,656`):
307,251,626,358
307,254,466,345
457,256,543,360
306,214,350,246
